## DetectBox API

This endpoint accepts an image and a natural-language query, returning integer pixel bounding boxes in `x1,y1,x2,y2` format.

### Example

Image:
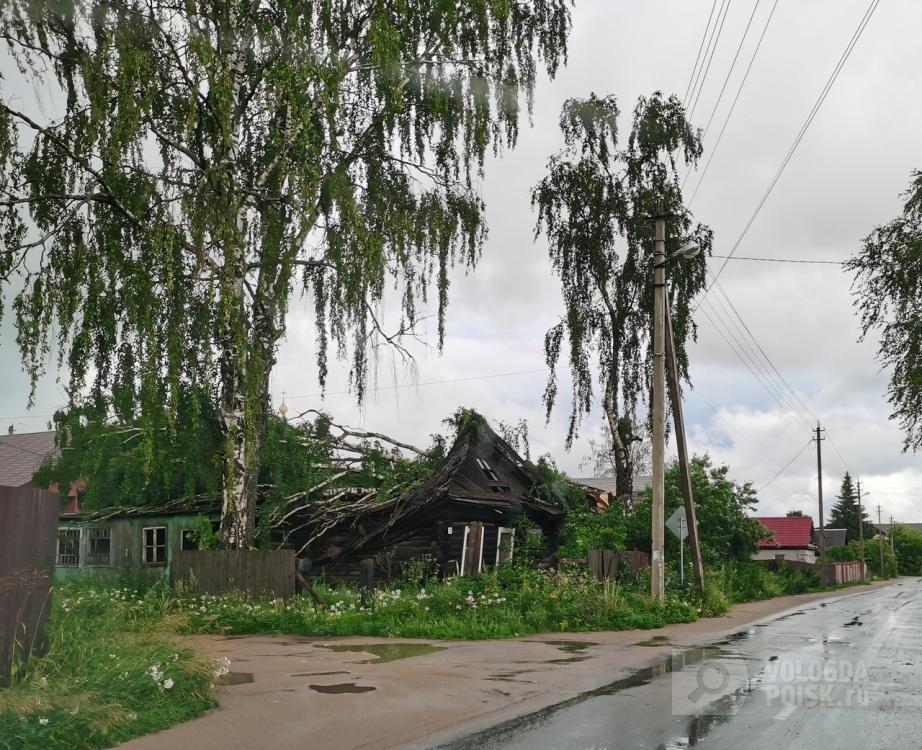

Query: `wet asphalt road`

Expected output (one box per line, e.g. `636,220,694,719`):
443,579,922,750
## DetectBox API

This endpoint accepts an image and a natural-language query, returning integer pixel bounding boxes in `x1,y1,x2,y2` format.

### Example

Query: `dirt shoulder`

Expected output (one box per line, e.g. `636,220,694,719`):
117,579,897,750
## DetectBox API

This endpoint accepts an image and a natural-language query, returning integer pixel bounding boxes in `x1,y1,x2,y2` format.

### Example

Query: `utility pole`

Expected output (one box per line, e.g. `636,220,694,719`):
665,303,705,592
651,216,666,603
813,423,827,579
890,515,895,553
857,479,866,580
877,504,885,576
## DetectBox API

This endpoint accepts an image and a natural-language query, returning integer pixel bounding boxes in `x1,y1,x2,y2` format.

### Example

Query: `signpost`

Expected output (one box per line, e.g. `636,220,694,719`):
666,506,688,586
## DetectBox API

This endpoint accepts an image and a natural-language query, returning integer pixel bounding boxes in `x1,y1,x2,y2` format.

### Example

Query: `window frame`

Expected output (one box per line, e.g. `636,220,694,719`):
475,458,500,483
56,527,81,567
180,528,199,551
86,526,112,566
142,526,168,566
496,527,516,566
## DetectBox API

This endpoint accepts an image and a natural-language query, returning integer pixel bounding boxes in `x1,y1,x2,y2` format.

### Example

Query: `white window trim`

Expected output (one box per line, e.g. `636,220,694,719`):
496,527,515,566
57,527,82,567
142,525,168,565
459,525,470,574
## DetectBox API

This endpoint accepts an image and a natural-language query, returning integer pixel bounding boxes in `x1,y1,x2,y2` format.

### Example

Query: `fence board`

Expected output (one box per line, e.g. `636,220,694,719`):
171,550,295,598
0,486,59,684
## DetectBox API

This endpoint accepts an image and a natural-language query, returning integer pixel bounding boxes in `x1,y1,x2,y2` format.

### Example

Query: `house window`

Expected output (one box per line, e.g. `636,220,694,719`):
56,528,81,566
143,526,167,565
86,527,111,566
496,527,515,566
476,458,500,483
181,529,198,551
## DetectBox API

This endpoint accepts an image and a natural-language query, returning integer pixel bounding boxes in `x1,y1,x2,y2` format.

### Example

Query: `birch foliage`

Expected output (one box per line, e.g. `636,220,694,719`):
0,0,571,545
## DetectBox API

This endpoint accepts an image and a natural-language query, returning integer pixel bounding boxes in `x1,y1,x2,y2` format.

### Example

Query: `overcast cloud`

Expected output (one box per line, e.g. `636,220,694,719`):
2,1,920,525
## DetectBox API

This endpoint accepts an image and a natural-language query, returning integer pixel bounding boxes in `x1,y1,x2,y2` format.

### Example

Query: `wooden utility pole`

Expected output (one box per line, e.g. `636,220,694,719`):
890,515,895,553
665,303,705,592
651,216,666,602
856,478,866,581
814,423,827,579
877,504,885,576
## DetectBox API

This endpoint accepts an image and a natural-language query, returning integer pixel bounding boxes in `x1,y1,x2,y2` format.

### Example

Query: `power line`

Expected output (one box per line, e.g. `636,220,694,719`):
282,368,547,401
688,0,779,204
758,438,813,492
709,254,845,264
687,0,734,120
691,389,783,468
699,0,880,302
699,0,763,138
684,0,721,103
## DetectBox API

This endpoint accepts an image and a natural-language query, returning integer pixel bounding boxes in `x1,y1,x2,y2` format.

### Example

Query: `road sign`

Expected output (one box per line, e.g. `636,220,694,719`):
666,506,688,541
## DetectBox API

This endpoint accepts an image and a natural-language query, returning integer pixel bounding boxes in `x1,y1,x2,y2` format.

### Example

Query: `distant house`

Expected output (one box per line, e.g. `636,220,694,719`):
753,516,817,564
816,528,847,549
55,502,217,585
0,430,81,512
872,522,922,537
289,418,564,582
571,474,652,513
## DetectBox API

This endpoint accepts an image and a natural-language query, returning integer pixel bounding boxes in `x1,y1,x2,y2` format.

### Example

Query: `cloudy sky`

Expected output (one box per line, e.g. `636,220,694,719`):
2,0,920,524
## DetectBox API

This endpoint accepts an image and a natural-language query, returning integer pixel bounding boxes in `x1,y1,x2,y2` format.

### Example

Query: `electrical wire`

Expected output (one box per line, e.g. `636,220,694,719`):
699,0,881,302
687,0,779,204
684,0,721,103
758,438,813,491
687,0,734,121
699,0,763,138
281,368,547,401
709,254,844,264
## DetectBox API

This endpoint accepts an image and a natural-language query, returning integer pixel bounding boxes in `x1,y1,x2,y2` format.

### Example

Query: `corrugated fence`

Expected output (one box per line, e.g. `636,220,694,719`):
0,486,59,684
172,549,295,598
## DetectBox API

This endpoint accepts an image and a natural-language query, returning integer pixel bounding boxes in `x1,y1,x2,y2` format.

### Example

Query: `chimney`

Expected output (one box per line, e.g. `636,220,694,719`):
7,424,13,435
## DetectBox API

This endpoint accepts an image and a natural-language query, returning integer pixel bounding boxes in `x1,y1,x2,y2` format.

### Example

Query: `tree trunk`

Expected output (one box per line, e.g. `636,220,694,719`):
603,374,634,506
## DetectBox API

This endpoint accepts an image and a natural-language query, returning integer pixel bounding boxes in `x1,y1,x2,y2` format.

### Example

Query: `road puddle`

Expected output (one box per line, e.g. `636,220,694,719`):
309,683,376,694
216,672,254,685
633,635,673,647
319,642,446,663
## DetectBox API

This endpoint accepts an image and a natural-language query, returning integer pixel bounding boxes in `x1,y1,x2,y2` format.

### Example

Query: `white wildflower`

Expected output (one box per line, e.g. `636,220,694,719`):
162,678,174,690
38,717,49,726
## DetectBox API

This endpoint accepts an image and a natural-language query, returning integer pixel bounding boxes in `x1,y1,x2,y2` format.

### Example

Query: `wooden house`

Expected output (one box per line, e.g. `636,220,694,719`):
292,419,564,582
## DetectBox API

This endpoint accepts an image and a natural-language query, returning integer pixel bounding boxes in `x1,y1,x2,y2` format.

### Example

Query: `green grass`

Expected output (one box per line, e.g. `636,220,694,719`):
0,560,863,749
0,582,216,750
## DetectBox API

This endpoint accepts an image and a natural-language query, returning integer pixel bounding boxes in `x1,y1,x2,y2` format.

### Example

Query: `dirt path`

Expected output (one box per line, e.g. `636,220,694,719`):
118,580,897,750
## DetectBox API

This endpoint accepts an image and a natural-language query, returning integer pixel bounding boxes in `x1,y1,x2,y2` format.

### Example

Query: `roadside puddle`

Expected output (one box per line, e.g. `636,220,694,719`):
309,683,376,694
216,672,254,685
319,642,446,664
633,635,673,647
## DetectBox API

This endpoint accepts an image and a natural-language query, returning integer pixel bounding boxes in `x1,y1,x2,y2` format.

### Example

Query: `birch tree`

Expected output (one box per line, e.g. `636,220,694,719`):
0,0,571,546
847,170,922,452
533,92,711,500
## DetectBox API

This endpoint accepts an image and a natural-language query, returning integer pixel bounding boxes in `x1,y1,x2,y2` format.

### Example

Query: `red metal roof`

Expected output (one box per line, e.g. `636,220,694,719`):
755,516,816,549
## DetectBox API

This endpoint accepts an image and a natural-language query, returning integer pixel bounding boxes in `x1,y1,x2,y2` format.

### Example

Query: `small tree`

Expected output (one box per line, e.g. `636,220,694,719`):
533,92,712,501
847,170,922,452
786,509,805,517
826,472,871,543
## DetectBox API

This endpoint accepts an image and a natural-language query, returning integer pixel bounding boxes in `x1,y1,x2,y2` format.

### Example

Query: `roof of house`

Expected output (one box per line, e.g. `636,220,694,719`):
872,523,922,535
816,528,847,548
571,475,653,496
298,418,564,562
0,431,57,488
755,516,816,549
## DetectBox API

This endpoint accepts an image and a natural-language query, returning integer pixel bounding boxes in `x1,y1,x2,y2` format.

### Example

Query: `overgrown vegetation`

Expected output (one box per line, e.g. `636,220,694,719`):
558,455,766,563
0,582,216,750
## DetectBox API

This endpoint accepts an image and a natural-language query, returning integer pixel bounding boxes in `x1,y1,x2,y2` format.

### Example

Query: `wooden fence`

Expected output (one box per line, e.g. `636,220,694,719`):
760,558,867,586
171,550,296,598
0,487,59,684
560,549,651,581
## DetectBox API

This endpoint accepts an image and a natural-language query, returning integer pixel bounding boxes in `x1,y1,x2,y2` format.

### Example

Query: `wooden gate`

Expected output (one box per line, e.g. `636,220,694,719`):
0,487,59,684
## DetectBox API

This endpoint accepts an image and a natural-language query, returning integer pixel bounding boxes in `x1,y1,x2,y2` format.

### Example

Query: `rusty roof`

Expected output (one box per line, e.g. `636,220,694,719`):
0,431,57,488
